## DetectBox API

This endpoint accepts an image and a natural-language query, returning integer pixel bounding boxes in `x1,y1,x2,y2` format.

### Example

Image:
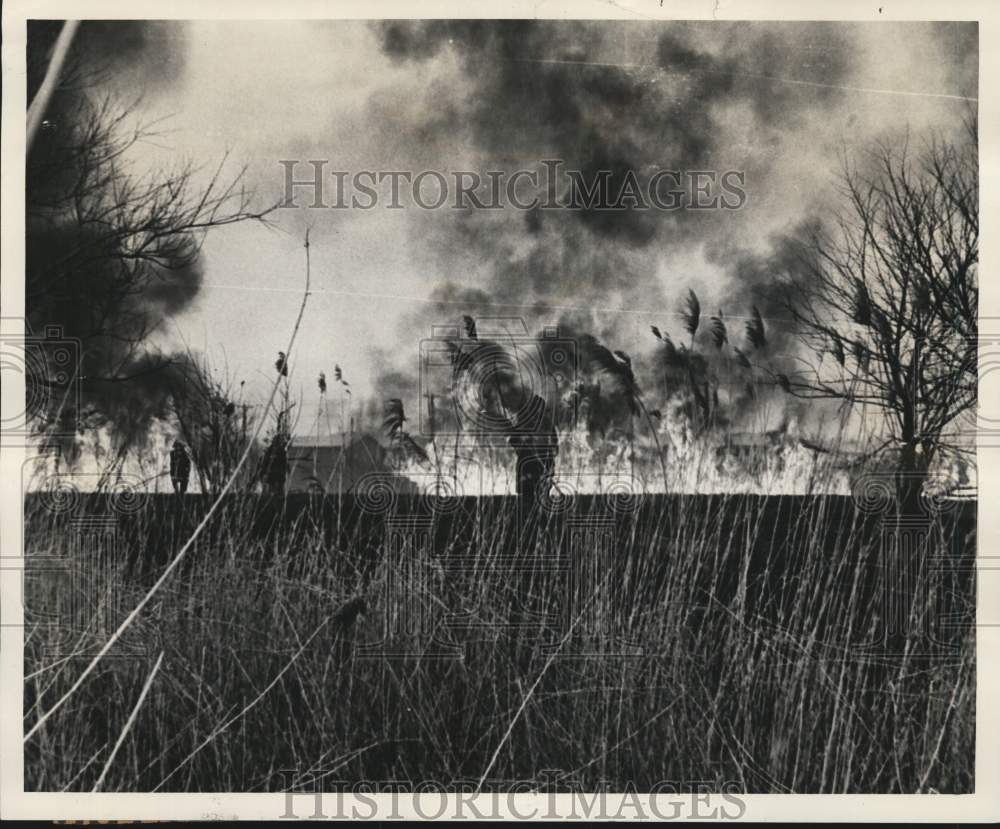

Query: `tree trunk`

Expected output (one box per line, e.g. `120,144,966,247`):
896,439,929,517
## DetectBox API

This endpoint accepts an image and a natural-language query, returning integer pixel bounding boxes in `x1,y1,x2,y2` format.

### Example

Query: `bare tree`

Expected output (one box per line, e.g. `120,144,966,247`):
782,117,978,503
26,27,276,454
167,356,261,496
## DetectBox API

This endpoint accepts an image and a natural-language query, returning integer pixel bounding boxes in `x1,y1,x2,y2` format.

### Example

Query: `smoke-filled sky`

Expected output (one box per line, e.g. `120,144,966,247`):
62,19,977,435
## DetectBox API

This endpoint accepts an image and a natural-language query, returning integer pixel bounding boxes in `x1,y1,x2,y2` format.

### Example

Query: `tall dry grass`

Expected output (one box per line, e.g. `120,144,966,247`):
22,461,974,794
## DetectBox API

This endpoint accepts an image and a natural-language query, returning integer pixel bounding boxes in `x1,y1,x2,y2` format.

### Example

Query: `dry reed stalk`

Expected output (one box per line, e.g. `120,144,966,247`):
92,651,165,792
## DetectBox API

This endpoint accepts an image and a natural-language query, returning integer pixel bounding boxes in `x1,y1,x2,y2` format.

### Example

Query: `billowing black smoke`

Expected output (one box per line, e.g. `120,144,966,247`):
375,19,854,263
370,20,859,424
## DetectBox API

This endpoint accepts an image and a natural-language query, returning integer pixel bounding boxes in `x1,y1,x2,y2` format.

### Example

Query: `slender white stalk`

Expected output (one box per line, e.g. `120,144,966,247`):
92,651,165,792
27,20,80,153
25,232,313,742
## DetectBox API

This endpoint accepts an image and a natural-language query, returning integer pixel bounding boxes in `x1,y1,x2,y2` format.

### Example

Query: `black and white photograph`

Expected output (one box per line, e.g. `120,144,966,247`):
2,1,996,821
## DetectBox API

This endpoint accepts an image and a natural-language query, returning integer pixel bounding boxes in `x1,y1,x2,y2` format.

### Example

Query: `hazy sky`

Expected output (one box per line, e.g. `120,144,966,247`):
84,19,977,434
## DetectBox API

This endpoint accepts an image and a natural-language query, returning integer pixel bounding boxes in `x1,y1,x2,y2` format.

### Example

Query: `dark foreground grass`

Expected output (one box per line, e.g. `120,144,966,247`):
23,492,975,793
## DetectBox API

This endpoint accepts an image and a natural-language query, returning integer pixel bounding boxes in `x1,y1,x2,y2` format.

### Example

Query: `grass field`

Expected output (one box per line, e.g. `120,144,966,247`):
23,489,975,794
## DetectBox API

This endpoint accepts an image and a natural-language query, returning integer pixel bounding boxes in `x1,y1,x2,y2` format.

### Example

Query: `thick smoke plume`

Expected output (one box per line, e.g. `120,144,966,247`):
367,20,976,448
370,20,859,434
376,20,854,314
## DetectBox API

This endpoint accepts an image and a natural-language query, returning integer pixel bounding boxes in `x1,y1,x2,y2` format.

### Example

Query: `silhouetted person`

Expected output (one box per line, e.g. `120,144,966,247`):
263,435,288,496
499,393,558,672
503,393,558,507
169,440,191,495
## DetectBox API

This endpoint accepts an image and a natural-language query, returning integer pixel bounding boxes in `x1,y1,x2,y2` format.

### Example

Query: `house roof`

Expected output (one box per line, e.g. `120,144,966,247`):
290,431,431,451
286,432,391,492
290,432,380,448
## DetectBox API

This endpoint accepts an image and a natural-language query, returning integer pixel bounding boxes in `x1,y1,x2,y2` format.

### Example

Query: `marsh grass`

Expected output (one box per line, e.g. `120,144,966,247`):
23,484,975,794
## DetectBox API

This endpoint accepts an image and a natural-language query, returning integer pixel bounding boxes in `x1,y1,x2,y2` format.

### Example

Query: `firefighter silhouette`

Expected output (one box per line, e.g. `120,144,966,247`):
502,393,558,505
169,440,191,494
263,434,288,496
